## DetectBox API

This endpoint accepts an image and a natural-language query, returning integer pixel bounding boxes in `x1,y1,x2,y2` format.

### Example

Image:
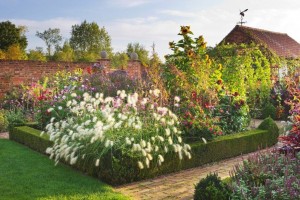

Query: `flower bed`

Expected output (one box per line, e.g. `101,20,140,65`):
10,117,279,185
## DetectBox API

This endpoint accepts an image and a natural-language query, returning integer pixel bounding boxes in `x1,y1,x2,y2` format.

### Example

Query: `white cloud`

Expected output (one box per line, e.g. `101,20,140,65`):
109,0,150,7
160,9,198,18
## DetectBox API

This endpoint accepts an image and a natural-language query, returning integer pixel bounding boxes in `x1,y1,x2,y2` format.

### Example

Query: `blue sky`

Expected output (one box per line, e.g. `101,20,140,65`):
1,0,300,59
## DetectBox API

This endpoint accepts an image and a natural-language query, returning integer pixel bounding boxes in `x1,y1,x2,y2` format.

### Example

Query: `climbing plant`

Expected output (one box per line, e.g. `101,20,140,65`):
209,43,272,114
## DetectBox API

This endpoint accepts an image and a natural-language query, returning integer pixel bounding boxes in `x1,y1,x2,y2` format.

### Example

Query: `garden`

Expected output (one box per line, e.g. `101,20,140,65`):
1,26,300,199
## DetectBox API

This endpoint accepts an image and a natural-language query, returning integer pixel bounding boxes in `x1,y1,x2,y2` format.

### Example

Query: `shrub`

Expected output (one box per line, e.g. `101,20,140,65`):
9,126,53,153
194,173,231,200
230,152,300,199
0,109,8,132
258,117,279,142
261,103,276,119
6,109,26,132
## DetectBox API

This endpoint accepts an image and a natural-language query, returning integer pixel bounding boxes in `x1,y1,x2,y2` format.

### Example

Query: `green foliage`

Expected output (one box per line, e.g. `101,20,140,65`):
214,93,250,134
6,109,26,131
258,117,279,142
0,139,129,200
11,126,278,185
9,126,53,153
0,20,27,51
147,43,168,101
164,26,215,97
127,42,149,66
52,41,75,62
36,28,62,56
5,44,28,60
70,20,112,61
194,173,231,200
111,51,129,69
27,48,47,61
209,43,272,111
261,103,277,119
162,26,226,139
0,49,5,59
0,110,8,132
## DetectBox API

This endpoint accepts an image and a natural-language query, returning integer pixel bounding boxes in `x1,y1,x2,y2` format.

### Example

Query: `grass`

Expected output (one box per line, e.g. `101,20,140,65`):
0,139,130,200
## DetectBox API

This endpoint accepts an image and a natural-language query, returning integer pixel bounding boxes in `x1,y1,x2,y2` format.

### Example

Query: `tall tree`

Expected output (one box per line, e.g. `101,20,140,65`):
0,21,28,51
36,28,62,56
126,42,149,66
70,20,112,61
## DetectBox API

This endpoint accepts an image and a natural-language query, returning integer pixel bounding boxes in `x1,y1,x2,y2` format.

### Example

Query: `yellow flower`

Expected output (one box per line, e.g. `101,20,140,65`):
180,26,190,35
207,58,212,66
169,41,175,49
187,49,194,58
205,55,209,61
218,64,222,70
197,35,204,44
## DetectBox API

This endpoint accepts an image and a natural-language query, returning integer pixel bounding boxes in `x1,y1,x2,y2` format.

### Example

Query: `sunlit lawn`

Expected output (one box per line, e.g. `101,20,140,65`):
0,139,129,200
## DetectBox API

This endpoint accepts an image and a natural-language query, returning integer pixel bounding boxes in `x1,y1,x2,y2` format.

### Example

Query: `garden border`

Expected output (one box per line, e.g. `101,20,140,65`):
9,118,279,186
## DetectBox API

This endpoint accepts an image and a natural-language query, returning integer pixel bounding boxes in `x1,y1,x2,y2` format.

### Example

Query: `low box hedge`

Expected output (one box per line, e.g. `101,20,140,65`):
9,126,53,154
9,117,279,186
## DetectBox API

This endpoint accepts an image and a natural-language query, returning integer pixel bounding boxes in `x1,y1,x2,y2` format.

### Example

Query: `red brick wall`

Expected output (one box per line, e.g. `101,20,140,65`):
0,59,144,98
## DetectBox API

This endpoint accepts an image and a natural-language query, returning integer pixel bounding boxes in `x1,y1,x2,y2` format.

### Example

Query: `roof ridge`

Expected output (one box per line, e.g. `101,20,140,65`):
237,25,287,35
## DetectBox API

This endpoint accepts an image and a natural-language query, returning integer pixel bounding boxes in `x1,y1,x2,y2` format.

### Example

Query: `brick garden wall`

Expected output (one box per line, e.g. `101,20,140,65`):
0,59,145,98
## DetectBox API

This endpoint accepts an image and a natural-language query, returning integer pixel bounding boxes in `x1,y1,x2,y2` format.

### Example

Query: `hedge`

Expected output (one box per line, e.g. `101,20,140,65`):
9,126,53,154
9,118,279,186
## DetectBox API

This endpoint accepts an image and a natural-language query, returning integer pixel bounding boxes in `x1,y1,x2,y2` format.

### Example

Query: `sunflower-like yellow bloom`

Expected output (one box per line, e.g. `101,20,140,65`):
180,26,190,35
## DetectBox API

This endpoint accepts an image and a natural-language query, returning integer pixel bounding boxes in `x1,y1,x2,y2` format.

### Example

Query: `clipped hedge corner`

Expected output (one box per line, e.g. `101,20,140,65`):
9,124,279,185
9,126,53,153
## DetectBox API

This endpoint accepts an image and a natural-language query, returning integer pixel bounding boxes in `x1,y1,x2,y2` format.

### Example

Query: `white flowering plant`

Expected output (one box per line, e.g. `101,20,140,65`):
44,89,191,170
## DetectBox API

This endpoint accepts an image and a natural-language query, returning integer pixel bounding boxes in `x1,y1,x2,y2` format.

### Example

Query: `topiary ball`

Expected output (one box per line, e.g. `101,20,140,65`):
194,173,231,200
258,117,279,141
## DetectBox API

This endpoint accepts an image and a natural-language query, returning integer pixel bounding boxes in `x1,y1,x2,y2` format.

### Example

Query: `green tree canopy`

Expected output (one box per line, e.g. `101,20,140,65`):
52,41,75,62
0,21,28,51
70,20,112,61
36,28,62,56
111,52,129,69
27,48,46,61
5,44,27,60
126,42,149,66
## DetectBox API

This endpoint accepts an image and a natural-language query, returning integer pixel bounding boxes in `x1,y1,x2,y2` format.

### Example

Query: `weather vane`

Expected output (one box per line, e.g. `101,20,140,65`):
238,9,248,26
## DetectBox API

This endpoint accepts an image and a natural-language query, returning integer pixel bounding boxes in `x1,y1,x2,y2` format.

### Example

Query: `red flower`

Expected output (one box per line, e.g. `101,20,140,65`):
38,95,45,101
86,67,92,75
216,80,222,85
191,91,197,99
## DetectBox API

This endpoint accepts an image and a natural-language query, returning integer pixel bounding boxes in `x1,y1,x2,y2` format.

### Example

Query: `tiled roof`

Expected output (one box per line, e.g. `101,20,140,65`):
225,25,300,58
